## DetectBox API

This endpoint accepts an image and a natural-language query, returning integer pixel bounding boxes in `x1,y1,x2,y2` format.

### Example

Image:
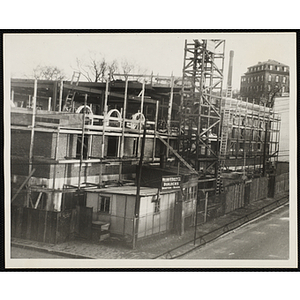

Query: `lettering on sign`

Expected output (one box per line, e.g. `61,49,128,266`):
161,175,181,190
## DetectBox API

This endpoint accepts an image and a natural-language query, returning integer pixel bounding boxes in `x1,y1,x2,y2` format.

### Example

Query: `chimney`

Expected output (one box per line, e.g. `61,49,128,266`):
226,50,234,98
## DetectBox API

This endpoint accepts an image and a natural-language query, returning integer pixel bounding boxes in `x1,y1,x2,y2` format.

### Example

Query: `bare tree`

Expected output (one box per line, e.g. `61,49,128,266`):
107,60,119,76
121,59,135,74
260,85,283,108
33,65,65,80
75,53,119,82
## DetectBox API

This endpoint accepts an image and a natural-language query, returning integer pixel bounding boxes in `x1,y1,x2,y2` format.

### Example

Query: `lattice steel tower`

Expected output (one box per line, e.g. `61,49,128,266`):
179,39,225,180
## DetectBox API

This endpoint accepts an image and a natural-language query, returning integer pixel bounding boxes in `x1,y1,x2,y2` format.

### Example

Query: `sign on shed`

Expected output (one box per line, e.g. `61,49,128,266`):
161,175,181,190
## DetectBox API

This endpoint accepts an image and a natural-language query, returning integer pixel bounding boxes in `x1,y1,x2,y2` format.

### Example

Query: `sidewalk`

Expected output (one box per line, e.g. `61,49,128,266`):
11,192,289,259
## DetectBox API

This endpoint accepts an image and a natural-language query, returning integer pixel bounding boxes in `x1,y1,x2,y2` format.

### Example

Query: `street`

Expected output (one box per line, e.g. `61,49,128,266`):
11,247,70,259
181,204,289,259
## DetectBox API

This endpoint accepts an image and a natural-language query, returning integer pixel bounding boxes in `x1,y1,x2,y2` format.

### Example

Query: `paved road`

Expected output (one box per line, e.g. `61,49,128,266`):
11,247,70,259
181,204,289,259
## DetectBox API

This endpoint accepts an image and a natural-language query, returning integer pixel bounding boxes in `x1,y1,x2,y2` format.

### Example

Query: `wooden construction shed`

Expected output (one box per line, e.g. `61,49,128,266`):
85,186,177,240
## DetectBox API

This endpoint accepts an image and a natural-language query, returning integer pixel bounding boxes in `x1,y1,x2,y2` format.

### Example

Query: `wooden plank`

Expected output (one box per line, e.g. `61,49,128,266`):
37,210,46,242
30,209,40,241
78,206,93,240
11,206,18,237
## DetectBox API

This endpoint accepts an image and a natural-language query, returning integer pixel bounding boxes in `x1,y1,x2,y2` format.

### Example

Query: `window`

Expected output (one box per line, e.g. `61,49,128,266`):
282,86,285,93
268,75,272,81
275,75,279,82
261,75,264,81
270,65,273,70
98,196,110,213
283,76,286,83
268,85,271,91
283,67,288,72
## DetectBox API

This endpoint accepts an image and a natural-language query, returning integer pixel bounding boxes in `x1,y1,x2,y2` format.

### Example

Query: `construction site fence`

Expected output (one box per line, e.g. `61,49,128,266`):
11,205,92,244
11,173,289,244
274,172,289,194
195,173,288,226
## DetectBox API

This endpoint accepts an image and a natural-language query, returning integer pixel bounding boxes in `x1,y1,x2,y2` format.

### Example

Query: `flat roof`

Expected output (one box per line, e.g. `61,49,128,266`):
86,186,176,196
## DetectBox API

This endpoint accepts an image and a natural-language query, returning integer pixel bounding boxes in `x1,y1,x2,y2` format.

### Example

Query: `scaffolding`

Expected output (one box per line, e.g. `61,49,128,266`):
222,98,281,175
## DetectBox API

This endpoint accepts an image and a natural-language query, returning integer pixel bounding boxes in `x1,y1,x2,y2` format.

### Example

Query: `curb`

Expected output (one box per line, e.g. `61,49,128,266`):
11,242,95,259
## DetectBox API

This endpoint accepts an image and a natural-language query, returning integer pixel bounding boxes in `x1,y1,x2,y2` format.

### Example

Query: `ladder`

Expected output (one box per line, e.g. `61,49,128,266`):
216,107,231,194
63,72,81,112
219,109,230,159
156,133,198,175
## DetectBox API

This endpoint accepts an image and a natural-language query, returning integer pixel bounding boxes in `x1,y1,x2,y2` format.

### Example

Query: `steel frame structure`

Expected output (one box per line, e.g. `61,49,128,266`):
179,39,225,178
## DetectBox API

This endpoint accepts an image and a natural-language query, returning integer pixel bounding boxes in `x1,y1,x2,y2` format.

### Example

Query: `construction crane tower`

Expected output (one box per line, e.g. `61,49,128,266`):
179,39,225,190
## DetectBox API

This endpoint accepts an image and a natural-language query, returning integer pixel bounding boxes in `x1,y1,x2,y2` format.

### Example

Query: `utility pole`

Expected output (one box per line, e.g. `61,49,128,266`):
27,79,37,207
262,119,269,177
133,121,147,249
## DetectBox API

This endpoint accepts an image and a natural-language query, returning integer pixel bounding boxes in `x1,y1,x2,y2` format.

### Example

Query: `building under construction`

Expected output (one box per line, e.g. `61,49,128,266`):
10,39,283,245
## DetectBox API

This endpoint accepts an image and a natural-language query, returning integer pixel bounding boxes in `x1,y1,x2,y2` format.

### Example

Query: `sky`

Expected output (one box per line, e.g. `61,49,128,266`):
4,32,296,90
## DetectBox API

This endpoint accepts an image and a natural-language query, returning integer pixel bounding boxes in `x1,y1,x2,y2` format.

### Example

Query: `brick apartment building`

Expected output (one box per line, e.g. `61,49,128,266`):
240,59,289,105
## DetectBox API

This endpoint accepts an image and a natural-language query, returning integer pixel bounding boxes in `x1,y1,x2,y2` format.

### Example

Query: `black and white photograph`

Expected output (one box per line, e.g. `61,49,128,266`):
3,32,297,269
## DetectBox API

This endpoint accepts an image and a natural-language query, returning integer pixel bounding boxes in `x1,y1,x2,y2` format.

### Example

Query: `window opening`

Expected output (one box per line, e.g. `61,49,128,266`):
76,135,89,159
107,136,118,157
98,196,110,213
133,138,139,156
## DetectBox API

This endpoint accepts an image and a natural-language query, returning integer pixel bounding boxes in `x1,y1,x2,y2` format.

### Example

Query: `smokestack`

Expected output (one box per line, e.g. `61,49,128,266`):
226,50,234,98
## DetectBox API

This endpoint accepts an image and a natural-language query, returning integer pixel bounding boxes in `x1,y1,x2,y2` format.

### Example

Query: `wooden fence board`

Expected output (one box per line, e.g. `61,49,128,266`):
29,208,40,241
11,206,23,238
78,206,92,240
21,208,29,239
37,210,47,242
56,210,72,243
275,173,289,194
45,211,57,244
